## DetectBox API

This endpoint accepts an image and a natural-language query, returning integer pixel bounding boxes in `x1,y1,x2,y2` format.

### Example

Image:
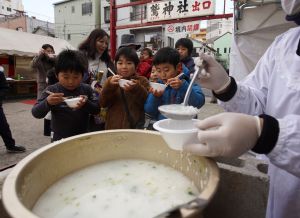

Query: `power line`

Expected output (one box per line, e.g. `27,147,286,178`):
23,10,53,20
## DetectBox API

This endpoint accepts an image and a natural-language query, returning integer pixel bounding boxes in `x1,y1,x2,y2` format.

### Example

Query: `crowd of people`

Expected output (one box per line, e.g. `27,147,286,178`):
1,1,299,216
30,30,205,141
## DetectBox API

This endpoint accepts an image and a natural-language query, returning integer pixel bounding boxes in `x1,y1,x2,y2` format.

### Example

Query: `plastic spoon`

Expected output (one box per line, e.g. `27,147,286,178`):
107,67,116,76
165,72,184,86
45,91,73,100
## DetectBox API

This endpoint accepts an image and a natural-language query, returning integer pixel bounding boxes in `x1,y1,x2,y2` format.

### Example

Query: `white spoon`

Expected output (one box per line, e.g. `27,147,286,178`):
107,67,116,76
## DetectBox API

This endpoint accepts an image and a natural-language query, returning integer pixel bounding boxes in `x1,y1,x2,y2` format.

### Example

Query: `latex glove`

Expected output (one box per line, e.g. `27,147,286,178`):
183,112,262,157
195,53,230,92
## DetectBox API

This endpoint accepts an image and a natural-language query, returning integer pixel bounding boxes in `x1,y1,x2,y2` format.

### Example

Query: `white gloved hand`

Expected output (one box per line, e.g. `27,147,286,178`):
183,112,262,157
195,53,230,93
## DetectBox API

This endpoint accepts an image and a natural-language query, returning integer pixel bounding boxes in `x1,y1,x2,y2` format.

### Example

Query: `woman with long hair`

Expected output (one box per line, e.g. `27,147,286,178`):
79,28,116,131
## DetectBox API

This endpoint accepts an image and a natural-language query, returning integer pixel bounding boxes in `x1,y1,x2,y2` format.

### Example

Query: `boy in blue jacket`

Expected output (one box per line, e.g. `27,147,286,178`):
144,47,205,120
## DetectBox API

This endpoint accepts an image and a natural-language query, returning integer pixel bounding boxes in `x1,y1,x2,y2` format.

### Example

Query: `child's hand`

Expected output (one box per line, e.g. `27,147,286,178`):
167,77,182,90
95,86,102,94
74,95,88,109
149,87,164,97
123,79,138,92
47,92,65,105
110,75,122,85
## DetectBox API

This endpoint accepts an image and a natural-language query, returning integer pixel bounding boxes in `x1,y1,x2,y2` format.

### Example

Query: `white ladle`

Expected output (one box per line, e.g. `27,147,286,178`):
158,62,208,120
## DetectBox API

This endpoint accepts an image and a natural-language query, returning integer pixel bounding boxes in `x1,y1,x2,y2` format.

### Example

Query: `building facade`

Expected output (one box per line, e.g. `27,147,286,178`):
107,0,205,50
100,0,165,50
53,0,208,49
0,15,54,36
206,18,233,41
0,0,23,16
213,32,232,70
54,0,101,48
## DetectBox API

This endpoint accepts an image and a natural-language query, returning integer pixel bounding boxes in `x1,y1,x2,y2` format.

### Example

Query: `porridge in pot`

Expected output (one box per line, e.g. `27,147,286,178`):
33,159,199,218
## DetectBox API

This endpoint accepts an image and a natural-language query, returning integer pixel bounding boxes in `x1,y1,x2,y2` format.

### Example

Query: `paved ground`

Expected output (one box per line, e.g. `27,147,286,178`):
0,96,224,169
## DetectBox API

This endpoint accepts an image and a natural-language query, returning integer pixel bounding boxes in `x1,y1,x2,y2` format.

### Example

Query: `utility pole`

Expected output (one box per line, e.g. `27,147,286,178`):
99,0,101,29
63,21,66,40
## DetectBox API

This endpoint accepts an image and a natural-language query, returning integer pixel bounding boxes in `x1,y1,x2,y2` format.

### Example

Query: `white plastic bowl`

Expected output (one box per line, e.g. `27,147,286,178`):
64,97,82,108
150,82,167,92
153,119,199,151
118,79,133,88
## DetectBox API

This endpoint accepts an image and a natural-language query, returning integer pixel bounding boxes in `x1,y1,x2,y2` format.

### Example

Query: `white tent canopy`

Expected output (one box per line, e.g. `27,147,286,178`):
0,27,74,57
230,2,297,81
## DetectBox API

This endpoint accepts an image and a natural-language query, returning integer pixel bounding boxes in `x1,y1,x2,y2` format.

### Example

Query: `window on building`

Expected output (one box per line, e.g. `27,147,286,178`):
82,2,92,15
71,6,75,13
217,48,220,54
229,47,231,53
7,7,11,12
104,6,110,23
167,37,174,48
130,5,147,21
143,5,147,19
224,48,227,53
68,34,71,40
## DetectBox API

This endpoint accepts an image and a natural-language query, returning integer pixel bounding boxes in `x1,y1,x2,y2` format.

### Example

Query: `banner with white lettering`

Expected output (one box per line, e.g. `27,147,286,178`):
147,0,215,22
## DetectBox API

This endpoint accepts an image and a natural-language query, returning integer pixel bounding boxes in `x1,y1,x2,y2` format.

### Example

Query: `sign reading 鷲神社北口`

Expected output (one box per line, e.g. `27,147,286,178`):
147,0,215,22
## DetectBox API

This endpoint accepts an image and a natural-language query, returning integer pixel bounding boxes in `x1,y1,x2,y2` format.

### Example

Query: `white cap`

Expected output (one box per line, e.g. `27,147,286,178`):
0,66,4,72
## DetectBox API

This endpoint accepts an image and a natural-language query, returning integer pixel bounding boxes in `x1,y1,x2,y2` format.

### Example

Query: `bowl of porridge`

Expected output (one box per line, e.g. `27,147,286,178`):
154,119,199,151
64,97,82,108
150,82,167,92
2,130,219,218
118,79,134,88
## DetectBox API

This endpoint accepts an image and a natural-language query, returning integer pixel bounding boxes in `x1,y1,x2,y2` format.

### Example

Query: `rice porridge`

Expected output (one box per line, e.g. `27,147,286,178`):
32,159,199,218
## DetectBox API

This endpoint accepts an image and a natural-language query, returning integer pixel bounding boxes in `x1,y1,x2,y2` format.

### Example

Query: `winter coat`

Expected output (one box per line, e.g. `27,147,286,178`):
32,83,100,141
100,75,149,129
31,53,56,98
82,52,116,86
136,58,153,79
182,56,196,76
144,79,205,120
220,27,300,218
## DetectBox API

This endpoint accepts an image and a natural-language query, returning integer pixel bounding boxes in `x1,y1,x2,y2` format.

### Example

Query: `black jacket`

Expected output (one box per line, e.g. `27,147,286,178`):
32,83,100,141
0,70,9,105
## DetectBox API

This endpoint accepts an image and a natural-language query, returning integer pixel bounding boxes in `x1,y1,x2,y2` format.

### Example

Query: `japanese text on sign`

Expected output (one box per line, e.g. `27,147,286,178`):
147,0,215,22
166,22,201,34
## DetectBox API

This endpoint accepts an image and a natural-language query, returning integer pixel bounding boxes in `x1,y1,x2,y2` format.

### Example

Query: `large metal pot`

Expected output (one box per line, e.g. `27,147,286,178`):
2,130,219,218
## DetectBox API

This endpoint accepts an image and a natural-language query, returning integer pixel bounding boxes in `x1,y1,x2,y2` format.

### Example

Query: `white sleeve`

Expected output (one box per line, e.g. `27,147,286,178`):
219,40,277,116
267,115,300,177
